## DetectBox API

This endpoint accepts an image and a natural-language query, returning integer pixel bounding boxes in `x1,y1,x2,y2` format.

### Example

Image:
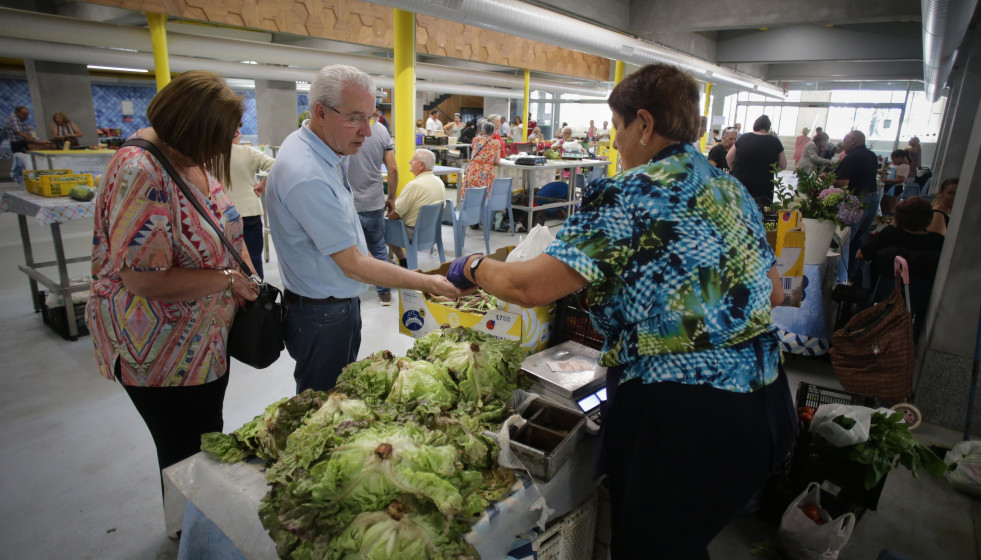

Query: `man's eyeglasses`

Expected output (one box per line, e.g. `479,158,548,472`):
324,103,378,128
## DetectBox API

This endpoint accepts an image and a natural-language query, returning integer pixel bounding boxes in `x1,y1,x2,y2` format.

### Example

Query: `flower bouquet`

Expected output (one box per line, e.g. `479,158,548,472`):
769,165,863,228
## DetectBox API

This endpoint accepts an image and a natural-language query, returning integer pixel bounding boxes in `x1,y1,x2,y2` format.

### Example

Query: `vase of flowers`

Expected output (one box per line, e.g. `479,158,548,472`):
770,166,864,265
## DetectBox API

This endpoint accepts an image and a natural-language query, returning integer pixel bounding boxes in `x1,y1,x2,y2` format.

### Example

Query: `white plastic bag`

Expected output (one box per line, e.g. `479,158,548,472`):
945,441,981,498
777,483,856,560
809,404,874,447
506,225,555,262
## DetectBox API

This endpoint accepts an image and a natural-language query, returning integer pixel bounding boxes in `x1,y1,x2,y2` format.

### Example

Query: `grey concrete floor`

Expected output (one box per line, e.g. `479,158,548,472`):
0,181,976,560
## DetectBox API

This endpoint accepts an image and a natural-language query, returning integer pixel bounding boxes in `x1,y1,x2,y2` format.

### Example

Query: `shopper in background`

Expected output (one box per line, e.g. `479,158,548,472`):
834,130,880,278
587,119,598,141
415,119,426,136
442,113,464,137
4,106,41,153
597,120,611,140
879,149,911,216
347,118,398,305
227,128,275,278
445,63,794,560
457,120,477,145
265,64,465,394
486,114,507,158
857,196,944,340
461,121,500,197
727,114,787,207
928,177,958,236
85,71,257,503
425,109,441,135
908,136,922,172
793,127,810,168
795,131,832,174
49,111,82,148
375,105,389,132
386,149,446,265
707,127,737,172
511,115,523,141
527,126,545,143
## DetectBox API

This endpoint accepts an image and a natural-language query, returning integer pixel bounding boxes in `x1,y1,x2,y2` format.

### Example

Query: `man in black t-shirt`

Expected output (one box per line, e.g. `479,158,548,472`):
835,130,880,276
708,127,737,172
728,115,786,206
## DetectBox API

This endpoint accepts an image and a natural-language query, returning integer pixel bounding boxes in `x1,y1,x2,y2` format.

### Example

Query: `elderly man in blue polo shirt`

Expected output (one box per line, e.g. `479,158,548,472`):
834,130,880,278
266,65,466,394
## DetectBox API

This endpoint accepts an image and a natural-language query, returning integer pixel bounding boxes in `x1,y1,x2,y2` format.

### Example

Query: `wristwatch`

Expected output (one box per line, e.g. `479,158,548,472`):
469,256,485,283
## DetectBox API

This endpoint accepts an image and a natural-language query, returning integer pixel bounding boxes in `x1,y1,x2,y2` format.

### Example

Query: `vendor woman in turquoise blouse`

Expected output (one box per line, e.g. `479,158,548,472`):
446,63,796,559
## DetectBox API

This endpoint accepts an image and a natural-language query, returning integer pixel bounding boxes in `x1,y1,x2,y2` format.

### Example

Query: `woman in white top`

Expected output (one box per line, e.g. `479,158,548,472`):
880,149,910,216
227,129,275,277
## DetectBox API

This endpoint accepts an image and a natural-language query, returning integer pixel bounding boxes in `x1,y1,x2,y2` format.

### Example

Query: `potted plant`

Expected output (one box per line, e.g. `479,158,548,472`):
770,165,864,265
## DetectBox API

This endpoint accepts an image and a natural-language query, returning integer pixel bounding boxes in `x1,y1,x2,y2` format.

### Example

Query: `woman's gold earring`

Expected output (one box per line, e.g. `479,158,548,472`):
640,139,646,147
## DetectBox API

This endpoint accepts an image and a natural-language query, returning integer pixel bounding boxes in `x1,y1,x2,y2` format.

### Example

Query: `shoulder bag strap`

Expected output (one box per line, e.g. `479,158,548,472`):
122,138,252,276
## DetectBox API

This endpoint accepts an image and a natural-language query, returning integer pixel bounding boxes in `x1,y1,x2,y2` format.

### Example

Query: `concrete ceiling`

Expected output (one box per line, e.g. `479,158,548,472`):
533,0,926,87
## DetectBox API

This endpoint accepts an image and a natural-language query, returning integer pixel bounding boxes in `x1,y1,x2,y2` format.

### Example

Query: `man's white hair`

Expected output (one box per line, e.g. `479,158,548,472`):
309,65,374,110
487,114,501,124
414,149,435,171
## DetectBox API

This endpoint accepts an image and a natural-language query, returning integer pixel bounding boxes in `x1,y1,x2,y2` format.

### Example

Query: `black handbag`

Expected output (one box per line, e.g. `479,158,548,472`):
122,139,284,369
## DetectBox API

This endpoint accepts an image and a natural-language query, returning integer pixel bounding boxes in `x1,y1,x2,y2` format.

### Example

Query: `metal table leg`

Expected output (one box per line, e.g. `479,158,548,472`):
50,222,79,339
16,215,42,312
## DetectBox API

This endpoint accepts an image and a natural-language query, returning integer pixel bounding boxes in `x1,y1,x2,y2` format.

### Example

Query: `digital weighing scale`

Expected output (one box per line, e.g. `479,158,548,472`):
519,340,608,432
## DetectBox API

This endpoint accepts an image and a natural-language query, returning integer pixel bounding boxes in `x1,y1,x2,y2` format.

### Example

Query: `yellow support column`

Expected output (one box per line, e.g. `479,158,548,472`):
393,9,416,195
146,13,171,91
522,69,530,142
607,60,625,177
700,82,713,154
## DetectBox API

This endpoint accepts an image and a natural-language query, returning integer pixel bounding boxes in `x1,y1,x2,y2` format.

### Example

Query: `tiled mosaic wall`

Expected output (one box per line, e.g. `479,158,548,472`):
3,77,299,140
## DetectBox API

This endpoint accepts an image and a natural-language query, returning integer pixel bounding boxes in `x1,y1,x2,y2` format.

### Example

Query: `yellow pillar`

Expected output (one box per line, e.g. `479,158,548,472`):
607,60,625,177
393,9,416,195
146,13,171,91
522,69,530,142
699,82,713,154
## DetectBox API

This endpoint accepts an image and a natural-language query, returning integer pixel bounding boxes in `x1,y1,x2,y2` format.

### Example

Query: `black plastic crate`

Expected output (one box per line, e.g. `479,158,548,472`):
790,383,883,513
550,292,603,350
830,283,870,331
39,291,90,340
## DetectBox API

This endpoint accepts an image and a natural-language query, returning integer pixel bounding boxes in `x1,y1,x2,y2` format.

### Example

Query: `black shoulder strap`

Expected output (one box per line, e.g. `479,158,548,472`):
122,138,251,275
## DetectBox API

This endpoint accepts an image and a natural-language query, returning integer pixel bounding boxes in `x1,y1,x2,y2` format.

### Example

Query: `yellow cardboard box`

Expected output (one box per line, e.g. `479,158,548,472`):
766,210,806,307
24,169,94,197
397,246,556,352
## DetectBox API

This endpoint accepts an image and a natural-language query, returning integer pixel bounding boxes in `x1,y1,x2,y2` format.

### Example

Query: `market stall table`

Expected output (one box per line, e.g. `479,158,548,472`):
162,434,598,560
28,148,116,175
496,159,608,231
0,190,94,339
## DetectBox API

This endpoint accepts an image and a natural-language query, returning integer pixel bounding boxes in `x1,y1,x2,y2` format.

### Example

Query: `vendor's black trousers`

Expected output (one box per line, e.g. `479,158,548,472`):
603,369,796,559
115,361,228,499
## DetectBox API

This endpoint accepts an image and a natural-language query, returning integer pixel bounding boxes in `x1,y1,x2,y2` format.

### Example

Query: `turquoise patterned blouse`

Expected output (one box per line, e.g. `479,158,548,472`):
546,142,780,393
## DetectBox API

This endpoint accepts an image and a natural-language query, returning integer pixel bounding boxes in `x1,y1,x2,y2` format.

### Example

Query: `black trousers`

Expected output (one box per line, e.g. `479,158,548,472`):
10,140,28,153
115,361,229,499
601,366,796,559
241,215,264,279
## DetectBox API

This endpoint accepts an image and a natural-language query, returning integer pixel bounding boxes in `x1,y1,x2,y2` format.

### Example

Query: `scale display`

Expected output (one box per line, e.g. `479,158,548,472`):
576,387,607,413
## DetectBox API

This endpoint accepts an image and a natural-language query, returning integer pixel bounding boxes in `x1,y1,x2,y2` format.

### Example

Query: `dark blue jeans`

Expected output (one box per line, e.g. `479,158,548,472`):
848,190,881,279
357,209,390,295
242,215,264,279
283,297,362,393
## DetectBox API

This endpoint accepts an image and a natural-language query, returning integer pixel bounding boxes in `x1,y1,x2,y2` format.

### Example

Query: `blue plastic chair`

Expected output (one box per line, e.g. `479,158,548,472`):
450,187,487,256
385,201,446,270
483,178,515,246
586,165,605,186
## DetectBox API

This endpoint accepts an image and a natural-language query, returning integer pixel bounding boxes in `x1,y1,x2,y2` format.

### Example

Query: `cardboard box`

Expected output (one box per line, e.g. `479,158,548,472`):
23,169,94,197
397,247,556,352
766,210,806,307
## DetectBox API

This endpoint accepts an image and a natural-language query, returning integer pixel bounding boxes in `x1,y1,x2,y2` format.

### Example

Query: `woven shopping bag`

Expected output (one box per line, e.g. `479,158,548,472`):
829,282,914,402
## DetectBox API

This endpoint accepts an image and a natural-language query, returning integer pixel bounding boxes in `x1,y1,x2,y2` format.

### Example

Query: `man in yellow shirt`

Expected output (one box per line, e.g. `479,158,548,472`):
386,149,446,266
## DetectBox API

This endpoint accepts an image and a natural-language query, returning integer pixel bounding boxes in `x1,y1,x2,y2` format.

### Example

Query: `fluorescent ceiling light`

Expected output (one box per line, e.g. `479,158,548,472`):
87,65,148,73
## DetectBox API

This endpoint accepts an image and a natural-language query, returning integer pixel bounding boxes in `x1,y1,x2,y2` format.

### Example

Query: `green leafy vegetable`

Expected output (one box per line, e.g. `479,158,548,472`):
846,410,947,489
200,432,246,463
832,415,857,430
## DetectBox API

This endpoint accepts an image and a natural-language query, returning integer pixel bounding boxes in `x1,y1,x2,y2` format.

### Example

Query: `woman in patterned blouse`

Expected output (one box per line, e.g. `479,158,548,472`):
86,71,258,503
461,122,501,195
448,64,795,559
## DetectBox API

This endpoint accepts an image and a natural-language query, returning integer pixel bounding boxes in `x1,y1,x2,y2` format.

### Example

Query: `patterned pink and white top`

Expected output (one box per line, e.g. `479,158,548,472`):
86,131,245,387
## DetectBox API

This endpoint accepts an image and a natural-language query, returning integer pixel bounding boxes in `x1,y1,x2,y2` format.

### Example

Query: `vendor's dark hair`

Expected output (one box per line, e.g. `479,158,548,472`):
607,63,699,143
147,70,242,186
895,197,933,231
891,149,910,162
753,115,771,132
814,132,829,143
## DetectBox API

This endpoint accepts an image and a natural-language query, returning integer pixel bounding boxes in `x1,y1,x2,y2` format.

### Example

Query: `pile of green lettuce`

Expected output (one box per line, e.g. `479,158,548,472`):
201,327,528,560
